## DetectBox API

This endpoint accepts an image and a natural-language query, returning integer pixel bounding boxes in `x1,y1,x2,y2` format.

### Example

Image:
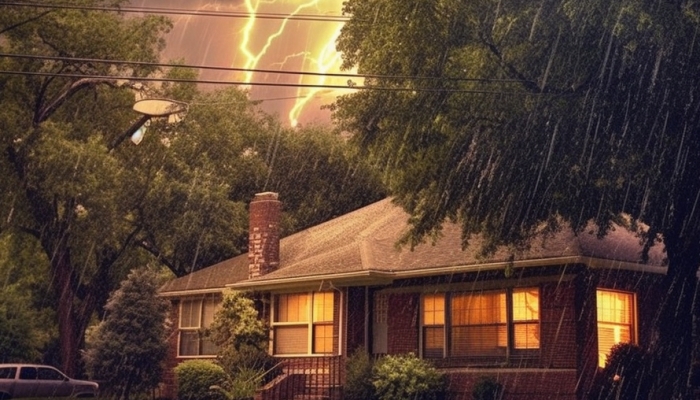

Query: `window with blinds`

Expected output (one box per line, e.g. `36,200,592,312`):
273,292,335,355
178,297,220,357
421,288,540,359
422,293,445,358
596,289,636,367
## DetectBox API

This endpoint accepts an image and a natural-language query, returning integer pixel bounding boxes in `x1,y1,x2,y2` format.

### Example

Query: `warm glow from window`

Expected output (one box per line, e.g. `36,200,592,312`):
421,288,540,359
273,292,335,355
422,294,445,358
423,293,445,325
512,288,540,349
597,289,635,367
276,293,310,323
451,291,507,356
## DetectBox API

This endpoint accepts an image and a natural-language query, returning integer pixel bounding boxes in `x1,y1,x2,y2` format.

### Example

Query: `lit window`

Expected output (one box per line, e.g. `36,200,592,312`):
451,291,507,356
273,292,335,355
512,288,540,349
179,297,220,357
597,289,635,367
422,293,445,358
421,288,540,359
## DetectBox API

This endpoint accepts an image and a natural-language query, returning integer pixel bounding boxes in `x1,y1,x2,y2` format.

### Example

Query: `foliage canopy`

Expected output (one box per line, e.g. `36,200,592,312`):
1,0,384,376
334,0,700,396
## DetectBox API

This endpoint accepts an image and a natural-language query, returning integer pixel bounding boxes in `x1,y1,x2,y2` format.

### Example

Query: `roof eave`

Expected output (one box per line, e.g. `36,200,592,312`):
227,270,395,291
159,287,227,298
225,256,666,292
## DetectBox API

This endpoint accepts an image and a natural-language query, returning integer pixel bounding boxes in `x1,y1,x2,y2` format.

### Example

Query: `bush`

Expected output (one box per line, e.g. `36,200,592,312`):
372,353,445,400
83,268,170,399
472,376,502,400
211,367,265,400
345,347,375,400
174,360,227,400
588,343,653,400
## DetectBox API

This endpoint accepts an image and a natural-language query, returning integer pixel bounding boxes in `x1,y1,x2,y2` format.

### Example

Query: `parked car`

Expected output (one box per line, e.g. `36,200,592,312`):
0,364,98,399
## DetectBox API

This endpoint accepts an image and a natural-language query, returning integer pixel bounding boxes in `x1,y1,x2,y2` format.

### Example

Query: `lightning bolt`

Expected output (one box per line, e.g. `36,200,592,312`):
238,0,348,127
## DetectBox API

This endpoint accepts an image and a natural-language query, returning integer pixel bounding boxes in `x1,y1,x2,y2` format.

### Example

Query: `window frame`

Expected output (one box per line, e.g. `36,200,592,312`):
596,289,637,368
420,287,540,361
271,291,336,356
177,296,221,358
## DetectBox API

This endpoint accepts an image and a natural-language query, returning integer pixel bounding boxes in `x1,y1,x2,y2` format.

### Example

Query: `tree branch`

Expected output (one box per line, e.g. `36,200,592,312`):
35,77,119,125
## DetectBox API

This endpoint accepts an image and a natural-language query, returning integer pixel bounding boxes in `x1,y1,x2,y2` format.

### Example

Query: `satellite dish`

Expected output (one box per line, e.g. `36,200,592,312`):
132,98,187,117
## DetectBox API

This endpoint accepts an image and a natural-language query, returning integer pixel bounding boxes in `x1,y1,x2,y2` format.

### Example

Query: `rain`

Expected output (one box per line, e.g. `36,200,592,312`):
1,0,700,399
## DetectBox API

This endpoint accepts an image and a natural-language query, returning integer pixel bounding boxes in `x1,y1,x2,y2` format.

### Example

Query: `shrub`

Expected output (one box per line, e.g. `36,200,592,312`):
372,353,445,400
588,343,653,400
83,268,170,399
345,347,375,400
174,359,227,400
211,367,265,400
472,376,502,400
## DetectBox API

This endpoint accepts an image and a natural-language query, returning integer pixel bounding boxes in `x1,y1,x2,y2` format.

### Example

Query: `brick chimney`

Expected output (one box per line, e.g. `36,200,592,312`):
248,192,281,279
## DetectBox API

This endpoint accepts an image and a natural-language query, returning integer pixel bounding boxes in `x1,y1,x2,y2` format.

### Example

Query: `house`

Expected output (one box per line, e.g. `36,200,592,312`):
159,192,666,399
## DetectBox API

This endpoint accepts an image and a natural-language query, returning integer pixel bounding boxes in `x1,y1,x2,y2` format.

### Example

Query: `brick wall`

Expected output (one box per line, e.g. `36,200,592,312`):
345,287,368,355
540,280,578,368
248,192,281,279
386,292,419,354
161,299,181,399
446,369,578,400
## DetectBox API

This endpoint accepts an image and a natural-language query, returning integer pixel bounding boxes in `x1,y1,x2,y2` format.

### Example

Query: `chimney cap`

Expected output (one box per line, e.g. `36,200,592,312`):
253,192,279,201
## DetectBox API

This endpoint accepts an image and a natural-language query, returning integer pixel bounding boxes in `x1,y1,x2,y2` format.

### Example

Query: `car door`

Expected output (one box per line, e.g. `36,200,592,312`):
14,366,38,398
36,366,72,397
0,366,18,397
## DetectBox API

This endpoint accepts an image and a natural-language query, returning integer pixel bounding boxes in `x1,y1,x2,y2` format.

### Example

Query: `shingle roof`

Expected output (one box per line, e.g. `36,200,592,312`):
160,198,666,295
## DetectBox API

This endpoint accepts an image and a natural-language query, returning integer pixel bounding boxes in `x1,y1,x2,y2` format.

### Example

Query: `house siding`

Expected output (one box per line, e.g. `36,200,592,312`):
386,292,420,354
366,267,664,399
162,299,181,400
345,287,368,356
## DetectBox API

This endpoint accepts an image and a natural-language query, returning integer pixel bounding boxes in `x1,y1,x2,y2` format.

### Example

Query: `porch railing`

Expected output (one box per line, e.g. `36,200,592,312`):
256,356,343,400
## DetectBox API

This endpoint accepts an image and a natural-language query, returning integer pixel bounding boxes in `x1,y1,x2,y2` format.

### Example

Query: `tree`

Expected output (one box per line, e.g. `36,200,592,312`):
83,267,170,400
0,233,57,363
206,290,274,400
333,0,700,397
206,290,272,369
1,1,384,377
0,0,172,376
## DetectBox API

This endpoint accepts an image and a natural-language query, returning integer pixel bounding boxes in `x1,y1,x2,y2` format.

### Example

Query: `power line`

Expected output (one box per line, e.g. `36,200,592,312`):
0,69,540,96
0,53,526,85
0,1,350,22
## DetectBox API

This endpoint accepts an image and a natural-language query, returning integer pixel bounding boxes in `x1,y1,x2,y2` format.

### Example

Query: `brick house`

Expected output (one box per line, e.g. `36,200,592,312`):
159,192,666,399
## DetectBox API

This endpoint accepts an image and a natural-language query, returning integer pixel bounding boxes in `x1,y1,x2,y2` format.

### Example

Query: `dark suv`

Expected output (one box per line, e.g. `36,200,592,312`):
0,364,98,399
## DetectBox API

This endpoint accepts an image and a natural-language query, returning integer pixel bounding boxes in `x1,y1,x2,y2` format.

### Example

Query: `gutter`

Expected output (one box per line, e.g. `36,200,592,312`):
226,255,666,291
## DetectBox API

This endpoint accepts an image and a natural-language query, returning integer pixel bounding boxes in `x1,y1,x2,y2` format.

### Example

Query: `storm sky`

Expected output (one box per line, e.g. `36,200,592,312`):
134,0,353,126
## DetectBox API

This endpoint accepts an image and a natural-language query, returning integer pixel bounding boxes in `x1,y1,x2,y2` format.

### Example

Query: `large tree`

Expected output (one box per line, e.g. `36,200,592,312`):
333,0,700,397
1,0,173,375
0,1,385,377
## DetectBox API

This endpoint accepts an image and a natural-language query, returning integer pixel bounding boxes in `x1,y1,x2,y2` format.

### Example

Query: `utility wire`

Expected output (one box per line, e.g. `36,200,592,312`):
0,53,526,85
0,69,540,95
0,1,350,22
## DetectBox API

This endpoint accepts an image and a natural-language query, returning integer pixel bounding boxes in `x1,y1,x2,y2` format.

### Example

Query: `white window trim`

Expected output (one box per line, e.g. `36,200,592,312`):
271,291,337,356
596,288,637,368
177,297,219,358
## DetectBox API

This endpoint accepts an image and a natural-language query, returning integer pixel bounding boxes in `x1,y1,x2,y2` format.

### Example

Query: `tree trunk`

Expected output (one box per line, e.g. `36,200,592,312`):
51,244,82,377
651,237,700,399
